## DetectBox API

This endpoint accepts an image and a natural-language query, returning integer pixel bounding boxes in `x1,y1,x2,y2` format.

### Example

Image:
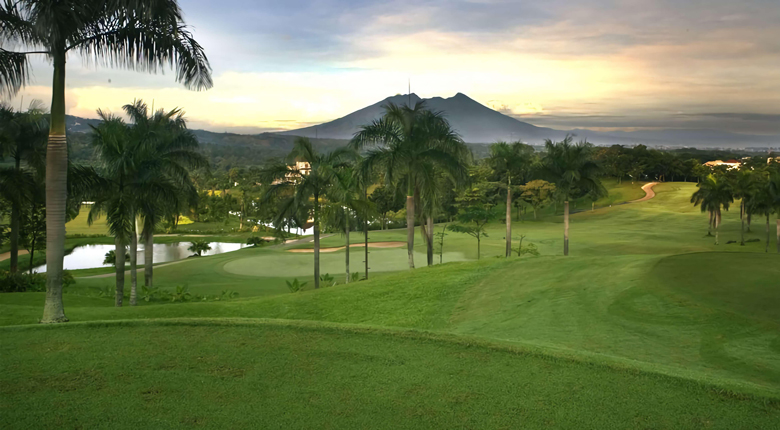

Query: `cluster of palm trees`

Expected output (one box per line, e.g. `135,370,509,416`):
0,101,47,274
1,0,212,322
692,166,780,251
263,102,606,288
87,100,205,306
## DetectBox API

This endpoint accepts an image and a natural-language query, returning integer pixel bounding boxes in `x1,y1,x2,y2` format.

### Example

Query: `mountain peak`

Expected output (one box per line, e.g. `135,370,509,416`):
282,92,545,143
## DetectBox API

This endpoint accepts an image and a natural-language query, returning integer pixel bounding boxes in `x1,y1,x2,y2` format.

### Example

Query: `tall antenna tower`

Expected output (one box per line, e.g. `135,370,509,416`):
408,78,411,106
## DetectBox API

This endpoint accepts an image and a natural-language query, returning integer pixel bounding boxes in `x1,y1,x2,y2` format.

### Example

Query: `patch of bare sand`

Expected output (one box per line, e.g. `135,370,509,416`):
0,250,28,262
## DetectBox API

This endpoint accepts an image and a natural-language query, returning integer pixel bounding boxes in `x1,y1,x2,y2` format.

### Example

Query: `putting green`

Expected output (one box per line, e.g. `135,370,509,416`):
222,248,470,277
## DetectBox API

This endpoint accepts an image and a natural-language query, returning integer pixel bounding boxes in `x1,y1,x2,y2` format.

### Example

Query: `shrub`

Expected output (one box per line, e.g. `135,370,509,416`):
512,243,540,257
319,273,337,287
286,278,307,293
220,290,239,300
0,271,46,293
103,250,130,267
170,285,192,302
140,285,160,302
246,236,268,247
188,240,212,256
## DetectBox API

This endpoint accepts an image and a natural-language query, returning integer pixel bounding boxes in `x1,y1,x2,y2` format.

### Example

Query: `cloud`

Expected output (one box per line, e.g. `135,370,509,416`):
4,0,778,135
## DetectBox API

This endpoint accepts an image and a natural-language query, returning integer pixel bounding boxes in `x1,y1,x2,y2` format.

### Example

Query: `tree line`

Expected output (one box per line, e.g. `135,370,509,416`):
691,165,780,250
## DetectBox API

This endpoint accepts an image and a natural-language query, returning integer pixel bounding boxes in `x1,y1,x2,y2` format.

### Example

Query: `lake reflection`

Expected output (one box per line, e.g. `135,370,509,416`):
34,242,248,272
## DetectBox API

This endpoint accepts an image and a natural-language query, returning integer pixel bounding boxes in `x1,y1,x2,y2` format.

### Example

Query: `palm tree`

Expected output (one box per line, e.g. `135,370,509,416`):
263,137,354,289
1,0,211,322
88,114,136,306
88,111,181,306
123,100,206,291
768,170,780,253
730,170,762,246
691,174,734,245
748,179,775,253
351,102,470,269
488,140,535,257
188,240,211,256
541,136,605,256
0,101,47,274
326,164,372,284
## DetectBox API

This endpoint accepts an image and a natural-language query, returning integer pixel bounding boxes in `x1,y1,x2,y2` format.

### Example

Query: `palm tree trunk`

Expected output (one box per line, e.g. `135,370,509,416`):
115,237,126,307
766,214,770,253
345,217,350,284
747,213,752,233
41,55,69,323
27,240,36,276
144,228,154,287
129,220,138,306
9,199,19,274
563,200,570,256
707,210,713,236
406,182,415,269
314,193,320,289
439,225,445,264
740,201,745,246
364,186,369,280
426,216,434,266
240,200,245,231
715,209,721,245
505,178,512,258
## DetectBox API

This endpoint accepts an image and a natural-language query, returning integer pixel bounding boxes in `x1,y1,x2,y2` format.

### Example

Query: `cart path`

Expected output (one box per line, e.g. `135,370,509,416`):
629,182,659,203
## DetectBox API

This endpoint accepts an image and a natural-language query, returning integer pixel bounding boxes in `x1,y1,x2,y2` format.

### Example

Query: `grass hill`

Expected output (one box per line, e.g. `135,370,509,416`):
2,182,780,428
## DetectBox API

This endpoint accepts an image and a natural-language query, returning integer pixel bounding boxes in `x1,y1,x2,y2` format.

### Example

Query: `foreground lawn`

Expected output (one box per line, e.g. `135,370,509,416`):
3,251,779,396
2,320,778,429
3,182,779,427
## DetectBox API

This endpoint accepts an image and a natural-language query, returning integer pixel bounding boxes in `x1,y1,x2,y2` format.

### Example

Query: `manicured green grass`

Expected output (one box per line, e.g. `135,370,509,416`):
2,320,779,429
3,181,780,426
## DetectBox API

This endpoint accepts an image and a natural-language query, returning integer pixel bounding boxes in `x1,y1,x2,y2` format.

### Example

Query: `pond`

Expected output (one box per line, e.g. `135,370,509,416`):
33,242,249,272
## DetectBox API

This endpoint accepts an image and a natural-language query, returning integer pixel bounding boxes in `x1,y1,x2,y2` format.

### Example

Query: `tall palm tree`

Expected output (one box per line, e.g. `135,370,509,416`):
768,170,780,253
326,164,372,284
351,102,470,269
730,170,762,246
0,101,47,273
88,111,181,306
748,178,775,253
263,137,354,289
488,140,535,257
541,136,605,256
691,173,734,245
123,100,205,292
1,0,211,322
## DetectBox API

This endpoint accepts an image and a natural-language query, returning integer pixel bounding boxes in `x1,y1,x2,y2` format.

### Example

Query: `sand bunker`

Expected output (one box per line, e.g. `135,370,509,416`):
287,241,405,253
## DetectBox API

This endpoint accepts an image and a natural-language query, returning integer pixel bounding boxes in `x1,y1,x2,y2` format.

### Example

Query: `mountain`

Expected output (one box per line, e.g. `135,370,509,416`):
65,92,780,150
282,93,780,148
282,92,566,143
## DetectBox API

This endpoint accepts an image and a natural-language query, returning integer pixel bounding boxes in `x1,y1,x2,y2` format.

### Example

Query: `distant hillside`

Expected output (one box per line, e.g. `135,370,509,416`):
282,93,780,148
66,90,780,152
282,93,564,144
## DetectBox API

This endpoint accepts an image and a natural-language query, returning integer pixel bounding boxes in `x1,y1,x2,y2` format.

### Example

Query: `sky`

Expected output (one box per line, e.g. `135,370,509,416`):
6,0,780,135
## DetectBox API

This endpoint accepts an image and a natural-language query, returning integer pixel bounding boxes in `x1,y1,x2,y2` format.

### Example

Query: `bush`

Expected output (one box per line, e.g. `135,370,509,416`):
512,243,540,257
103,250,130,267
246,236,268,247
0,271,46,293
286,278,307,293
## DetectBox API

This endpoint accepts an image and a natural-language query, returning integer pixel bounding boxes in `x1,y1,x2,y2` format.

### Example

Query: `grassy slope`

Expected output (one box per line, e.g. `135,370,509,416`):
3,182,780,427
2,320,779,429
